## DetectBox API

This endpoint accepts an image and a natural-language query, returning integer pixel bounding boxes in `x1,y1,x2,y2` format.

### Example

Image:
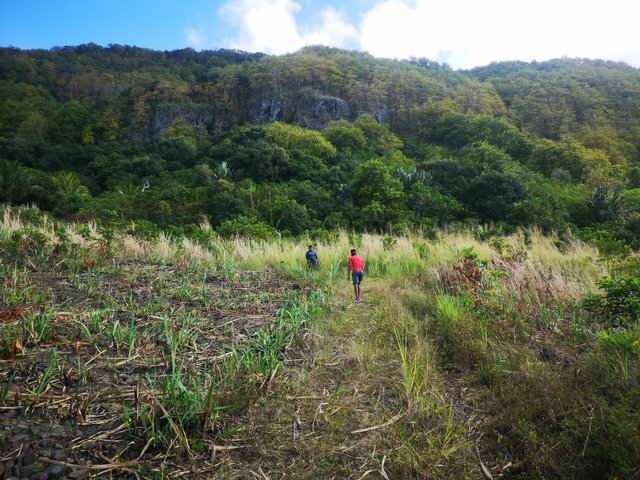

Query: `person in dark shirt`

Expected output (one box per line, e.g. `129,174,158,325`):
306,245,318,270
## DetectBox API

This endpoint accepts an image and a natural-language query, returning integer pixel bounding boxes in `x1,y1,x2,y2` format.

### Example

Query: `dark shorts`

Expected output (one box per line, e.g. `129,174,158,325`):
352,270,364,284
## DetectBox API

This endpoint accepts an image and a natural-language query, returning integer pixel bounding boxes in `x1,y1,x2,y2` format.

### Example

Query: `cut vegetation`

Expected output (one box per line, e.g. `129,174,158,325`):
1,206,639,478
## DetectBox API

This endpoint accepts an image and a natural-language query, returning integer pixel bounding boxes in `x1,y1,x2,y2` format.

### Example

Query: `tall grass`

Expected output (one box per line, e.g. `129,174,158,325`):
1,207,605,297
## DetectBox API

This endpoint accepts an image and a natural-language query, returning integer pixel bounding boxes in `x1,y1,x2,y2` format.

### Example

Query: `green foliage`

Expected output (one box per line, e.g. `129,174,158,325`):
597,330,640,354
582,276,640,326
265,122,336,160
322,120,367,152
51,171,91,215
217,215,278,240
0,160,30,203
465,171,525,222
351,158,409,231
1,46,640,240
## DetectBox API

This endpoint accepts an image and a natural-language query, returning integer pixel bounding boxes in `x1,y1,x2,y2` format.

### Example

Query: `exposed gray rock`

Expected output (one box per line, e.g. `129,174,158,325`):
312,95,350,120
48,464,65,478
257,99,284,122
21,449,36,466
153,102,213,136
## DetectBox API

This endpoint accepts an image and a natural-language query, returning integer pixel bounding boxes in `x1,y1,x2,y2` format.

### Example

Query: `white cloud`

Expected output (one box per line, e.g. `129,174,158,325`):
358,0,640,68
213,0,640,68
301,6,358,48
219,0,357,54
185,27,207,49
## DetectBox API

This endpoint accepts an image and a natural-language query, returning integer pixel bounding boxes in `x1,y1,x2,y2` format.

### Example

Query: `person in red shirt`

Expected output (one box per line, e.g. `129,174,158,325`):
347,248,365,303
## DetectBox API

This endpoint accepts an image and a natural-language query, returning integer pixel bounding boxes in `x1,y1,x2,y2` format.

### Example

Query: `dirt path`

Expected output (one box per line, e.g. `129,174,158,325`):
221,279,402,478
223,277,479,479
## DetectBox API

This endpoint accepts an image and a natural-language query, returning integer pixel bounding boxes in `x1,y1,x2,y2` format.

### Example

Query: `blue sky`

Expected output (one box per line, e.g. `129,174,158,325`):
1,0,639,69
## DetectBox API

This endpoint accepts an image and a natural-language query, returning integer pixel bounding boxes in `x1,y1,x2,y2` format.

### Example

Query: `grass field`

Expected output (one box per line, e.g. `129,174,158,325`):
1,206,639,479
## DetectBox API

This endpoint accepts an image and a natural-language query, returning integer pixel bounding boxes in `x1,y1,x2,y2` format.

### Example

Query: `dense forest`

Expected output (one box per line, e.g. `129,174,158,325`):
2,44,640,246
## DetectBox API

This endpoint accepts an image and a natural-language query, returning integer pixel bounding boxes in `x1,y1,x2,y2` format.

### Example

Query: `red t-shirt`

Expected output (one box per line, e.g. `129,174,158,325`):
348,255,364,272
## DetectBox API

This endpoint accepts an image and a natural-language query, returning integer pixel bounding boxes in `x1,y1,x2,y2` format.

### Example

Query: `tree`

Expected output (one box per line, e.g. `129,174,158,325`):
408,183,464,225
212,125,290,182
51,171,91,215
48,101,89,144
264,122,336,160
465,171,525,222
353,115,404,153
588,186,624,223
466,141,517,173
351,158,409,230
163,118,197,153
322,120,367,153
510,174,571,231
0,160,30,203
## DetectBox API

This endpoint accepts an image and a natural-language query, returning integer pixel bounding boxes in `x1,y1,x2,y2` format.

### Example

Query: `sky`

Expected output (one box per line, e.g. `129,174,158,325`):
1,0,639,70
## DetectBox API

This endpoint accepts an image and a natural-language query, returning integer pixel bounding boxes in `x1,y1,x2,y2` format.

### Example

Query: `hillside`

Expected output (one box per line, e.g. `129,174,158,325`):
1,45,640,244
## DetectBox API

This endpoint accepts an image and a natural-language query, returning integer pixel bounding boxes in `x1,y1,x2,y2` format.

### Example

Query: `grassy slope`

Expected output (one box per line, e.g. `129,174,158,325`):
225,278,476,479
1,208,639,478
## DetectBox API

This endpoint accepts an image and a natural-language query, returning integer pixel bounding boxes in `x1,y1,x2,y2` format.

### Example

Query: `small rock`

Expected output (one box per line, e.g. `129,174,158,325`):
31,472,49,480
22,449,37,466
50,427,66,440
50,451,66,461
0,462,6,477
12,422,29,433
15,463,33,477
66,469,88,479
541,347,556,362
48,464,65,478
11,434,30,444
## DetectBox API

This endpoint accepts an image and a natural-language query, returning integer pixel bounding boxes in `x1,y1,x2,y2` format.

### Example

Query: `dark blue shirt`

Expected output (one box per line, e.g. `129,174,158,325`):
306,250,318,265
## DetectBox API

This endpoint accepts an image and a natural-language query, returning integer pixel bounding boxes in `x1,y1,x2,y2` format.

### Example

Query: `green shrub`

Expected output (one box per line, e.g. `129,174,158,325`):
126,220,162,239
597,330,640,354
217,216,277,241
582,276,640,326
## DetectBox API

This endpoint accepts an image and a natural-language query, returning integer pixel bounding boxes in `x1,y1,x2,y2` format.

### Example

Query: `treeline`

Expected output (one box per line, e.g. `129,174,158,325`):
1,44,640,247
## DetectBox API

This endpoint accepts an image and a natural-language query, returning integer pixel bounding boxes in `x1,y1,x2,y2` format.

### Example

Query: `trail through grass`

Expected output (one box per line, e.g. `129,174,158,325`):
223,278,476,479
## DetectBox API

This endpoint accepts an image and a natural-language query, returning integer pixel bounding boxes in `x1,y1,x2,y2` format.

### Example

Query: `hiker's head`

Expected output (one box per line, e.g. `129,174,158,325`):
350,249,357,255
308,245,314,250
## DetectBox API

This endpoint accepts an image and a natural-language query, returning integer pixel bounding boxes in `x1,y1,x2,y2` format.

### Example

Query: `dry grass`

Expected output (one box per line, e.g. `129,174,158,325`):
3,206,637,478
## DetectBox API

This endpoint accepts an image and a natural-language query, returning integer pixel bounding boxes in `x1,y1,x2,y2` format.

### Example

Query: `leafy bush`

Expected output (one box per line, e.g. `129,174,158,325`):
126,220,162,239
9,228,51,258
597,330,640,354
582,276,640,326
217,216,277,241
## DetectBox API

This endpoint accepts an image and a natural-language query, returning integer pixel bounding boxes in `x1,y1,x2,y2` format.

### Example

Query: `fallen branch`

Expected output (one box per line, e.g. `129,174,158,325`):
475,441,493,480
38,437,153,472
350,411,405,434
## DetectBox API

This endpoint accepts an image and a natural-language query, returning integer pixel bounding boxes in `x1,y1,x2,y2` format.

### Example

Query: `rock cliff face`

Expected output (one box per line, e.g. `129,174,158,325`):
133,91,389,142
153,102,213,135
312,95,351,120
255,94,353,128
257,99,284,122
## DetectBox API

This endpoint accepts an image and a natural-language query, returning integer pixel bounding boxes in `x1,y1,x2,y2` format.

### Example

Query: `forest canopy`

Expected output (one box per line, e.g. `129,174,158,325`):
1,44,640,246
